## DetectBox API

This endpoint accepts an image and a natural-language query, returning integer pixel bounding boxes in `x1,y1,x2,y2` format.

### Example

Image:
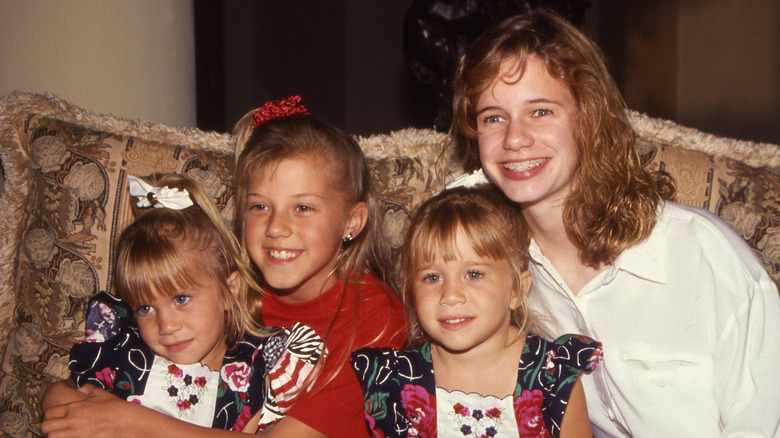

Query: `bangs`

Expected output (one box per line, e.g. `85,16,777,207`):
410,206,510,269
115,231,206,309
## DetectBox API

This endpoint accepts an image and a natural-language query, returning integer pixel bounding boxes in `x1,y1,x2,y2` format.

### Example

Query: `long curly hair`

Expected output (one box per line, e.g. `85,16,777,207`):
451,10,675,266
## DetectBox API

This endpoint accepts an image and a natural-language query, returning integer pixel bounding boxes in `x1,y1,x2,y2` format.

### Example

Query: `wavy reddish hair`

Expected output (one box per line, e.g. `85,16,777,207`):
451,10,675,266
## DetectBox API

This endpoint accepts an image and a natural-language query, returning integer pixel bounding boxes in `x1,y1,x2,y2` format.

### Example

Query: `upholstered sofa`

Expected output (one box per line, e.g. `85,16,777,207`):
1,91,778,437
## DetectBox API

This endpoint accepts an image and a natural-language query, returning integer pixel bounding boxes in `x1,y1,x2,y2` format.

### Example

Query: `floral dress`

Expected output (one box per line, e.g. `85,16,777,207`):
69,292,323,432
351,334,602,437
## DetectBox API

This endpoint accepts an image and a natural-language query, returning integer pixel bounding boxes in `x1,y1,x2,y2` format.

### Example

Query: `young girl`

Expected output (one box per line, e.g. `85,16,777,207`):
450,10,780,436
231,96,408,437
41,97,406,438
41,174,323,433
351,186,602,438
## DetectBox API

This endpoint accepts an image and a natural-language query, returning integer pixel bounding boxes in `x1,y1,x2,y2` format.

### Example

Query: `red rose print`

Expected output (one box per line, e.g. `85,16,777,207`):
95,367,115,389
400,385,436,437
514,389,551,437
366,413,386,438
231,405,253,431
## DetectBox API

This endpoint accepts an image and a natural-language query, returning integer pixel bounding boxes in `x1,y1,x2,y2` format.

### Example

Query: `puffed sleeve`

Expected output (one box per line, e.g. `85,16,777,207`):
68,292,152,398
546,334,603,375
537,334,602,436
256,323,324,432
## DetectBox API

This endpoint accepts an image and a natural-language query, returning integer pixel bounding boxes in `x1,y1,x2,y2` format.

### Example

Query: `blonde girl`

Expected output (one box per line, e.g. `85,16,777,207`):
352,186,602,438
227,96,407,437
42,174,322,435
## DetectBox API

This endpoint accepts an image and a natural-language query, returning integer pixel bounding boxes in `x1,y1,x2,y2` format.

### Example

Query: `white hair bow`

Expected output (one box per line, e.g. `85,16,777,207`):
445,168,490,189
127,175,193,210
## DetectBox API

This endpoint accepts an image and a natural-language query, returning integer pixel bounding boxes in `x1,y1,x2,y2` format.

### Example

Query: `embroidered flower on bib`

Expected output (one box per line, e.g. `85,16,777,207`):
160,360,211,418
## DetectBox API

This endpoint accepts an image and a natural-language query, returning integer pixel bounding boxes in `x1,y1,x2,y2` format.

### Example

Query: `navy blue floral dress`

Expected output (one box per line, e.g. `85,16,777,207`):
351,334,602,438
69,292,323,431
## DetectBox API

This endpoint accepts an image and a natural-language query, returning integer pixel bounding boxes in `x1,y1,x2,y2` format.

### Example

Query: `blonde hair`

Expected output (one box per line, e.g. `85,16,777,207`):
115,174,262,347
451,10,675,267
402,186,538,342
232,110,398,388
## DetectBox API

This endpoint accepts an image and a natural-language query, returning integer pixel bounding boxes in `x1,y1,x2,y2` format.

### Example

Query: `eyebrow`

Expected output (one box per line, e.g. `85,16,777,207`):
246,192,325,201
476,97,564,114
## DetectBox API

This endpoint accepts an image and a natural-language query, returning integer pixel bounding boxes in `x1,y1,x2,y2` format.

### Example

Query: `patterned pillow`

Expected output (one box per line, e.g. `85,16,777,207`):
633,115,780,287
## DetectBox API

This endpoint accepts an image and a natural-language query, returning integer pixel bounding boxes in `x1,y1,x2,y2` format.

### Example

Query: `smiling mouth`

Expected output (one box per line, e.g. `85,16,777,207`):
165,340,192,353
266,249,301,261
440,316,474,325
503,158,547,172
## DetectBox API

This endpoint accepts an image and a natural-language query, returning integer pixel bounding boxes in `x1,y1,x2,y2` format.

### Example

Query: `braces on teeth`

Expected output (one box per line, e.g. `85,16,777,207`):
504,158,546,172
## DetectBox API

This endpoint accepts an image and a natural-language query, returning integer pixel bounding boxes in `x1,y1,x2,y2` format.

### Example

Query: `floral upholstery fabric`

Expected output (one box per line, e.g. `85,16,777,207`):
0,92,778,437
637,139,780,286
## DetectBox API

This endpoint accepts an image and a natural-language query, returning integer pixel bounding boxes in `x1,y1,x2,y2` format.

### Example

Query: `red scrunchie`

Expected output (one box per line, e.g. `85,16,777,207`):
252,95,310,127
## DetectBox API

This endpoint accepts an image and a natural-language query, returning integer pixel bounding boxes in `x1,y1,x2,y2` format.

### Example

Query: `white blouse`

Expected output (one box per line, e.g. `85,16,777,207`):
527,202,780,437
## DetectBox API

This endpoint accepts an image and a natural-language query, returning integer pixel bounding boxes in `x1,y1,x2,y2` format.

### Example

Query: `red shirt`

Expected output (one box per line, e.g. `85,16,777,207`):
261,274,407,437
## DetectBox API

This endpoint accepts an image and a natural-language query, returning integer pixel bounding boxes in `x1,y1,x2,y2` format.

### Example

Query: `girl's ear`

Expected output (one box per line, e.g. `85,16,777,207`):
510,270,533,310
344,201,369,240
227,271,242,297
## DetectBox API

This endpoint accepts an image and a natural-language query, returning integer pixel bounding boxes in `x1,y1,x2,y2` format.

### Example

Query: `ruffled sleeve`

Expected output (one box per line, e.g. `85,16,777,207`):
68,292,153,398
82,291,133,342
520,333,602,437
256,323,324,431
546,334,603,375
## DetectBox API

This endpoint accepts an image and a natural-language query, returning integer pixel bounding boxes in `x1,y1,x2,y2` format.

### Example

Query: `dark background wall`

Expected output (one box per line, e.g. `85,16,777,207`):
195,0,780,144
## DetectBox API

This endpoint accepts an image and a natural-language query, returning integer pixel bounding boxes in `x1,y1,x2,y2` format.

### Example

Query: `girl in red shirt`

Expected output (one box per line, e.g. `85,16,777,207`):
233,96,407,437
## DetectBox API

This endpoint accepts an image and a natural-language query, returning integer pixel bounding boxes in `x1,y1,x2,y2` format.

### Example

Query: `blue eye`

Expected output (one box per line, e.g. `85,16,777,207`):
422,273,441,283
136,305,153,315
465,270,483,280
174,295,190,305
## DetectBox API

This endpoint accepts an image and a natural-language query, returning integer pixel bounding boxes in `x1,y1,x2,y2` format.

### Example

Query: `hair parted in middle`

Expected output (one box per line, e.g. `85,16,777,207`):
402,185,539,343
450,9,675,267
114,174,262,348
